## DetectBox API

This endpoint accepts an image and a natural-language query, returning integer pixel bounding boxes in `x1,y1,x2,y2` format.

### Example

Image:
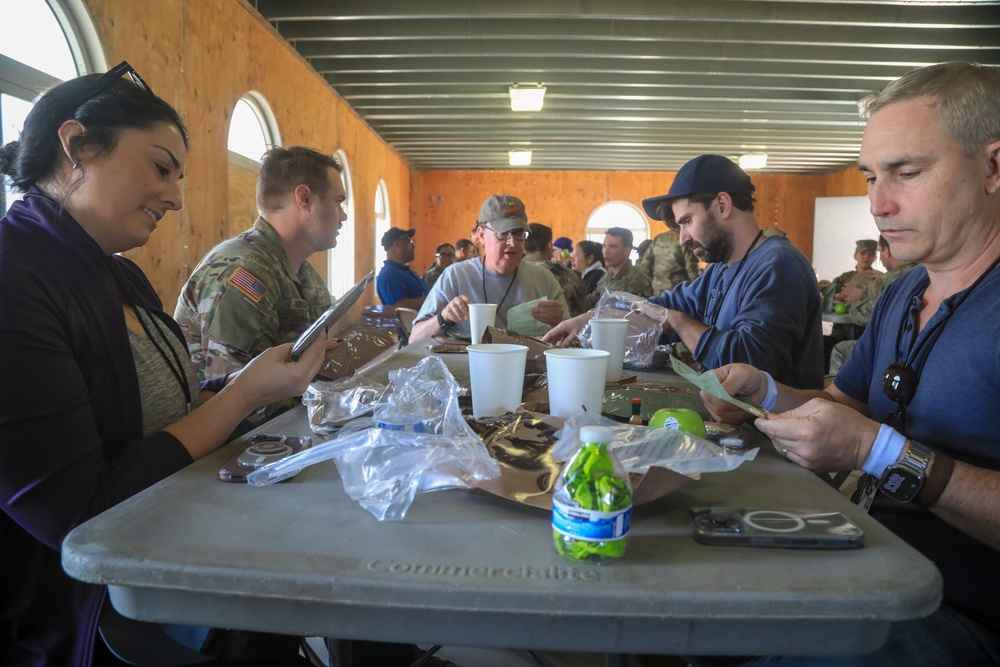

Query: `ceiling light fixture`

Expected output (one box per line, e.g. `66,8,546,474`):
509,83,546,112
739,153,768,170
508,149,532,166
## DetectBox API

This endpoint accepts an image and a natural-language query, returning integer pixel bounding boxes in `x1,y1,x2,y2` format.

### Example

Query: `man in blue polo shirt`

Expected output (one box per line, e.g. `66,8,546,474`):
376,227,429,309
695,61,1000,667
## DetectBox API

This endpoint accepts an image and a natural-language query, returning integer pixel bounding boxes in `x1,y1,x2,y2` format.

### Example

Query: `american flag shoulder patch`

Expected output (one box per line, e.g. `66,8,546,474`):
227,267,268,303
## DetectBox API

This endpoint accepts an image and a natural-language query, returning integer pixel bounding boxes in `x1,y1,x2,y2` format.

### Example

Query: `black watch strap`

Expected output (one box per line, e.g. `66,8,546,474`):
437,311,453,329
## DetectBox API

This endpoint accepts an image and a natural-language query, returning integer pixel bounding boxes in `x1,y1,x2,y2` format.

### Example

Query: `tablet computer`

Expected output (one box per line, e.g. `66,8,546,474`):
289,269,375,360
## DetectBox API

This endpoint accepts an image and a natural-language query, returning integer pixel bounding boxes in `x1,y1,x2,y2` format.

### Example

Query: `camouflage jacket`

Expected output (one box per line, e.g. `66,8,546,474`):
637,230,701,294
422,262,445,288
525,253,590,316
849,261,917,326
175,217,332,383
586,261,654,308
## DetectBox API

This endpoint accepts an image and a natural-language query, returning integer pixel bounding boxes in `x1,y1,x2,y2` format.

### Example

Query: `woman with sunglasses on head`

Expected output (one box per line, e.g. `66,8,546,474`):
0,64,331,666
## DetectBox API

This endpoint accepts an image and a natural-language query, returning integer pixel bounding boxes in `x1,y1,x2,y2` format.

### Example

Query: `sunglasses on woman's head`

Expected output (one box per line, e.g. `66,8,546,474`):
70,61,153,115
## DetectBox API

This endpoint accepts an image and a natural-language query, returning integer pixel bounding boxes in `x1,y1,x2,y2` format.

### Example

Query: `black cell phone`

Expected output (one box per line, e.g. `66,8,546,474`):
290,269,374,360
218,434,312,483
689,507,865,549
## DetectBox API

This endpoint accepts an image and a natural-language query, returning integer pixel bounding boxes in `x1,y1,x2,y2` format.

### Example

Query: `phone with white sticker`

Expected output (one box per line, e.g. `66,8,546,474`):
218,434,312,483
689,507,864,549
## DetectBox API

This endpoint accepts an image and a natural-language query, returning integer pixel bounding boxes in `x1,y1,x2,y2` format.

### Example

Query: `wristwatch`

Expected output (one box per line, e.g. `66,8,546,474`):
437,311,454,330
878,440,933,503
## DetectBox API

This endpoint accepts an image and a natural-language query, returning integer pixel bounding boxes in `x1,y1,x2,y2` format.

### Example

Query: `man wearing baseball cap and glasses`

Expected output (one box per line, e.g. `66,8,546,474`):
411,194,569,340
545,154,824,390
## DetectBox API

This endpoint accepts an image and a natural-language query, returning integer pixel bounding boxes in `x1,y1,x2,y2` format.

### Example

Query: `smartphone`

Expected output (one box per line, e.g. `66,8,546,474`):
218,434,312,483
290,269,374,360
689,507,865,549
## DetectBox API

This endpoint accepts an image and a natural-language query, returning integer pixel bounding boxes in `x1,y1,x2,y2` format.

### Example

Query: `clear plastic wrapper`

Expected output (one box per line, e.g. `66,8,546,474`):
302,376,386,436
553,412,757,476
317,309,399,380
577,291,668,369
247,356,500,521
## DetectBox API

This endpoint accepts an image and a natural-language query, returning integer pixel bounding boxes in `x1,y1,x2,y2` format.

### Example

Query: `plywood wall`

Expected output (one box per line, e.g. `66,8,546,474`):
82,0,411,310
80,0,865,305
409,167,866,275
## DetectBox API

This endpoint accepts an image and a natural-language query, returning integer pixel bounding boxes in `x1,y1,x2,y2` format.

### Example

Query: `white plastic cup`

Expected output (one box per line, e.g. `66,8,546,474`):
469,303,498,345
467,343,528,417
589,318,630,381
543,348,610,419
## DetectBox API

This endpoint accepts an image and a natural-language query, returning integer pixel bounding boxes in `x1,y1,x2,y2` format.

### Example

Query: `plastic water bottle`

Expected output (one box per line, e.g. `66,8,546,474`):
552,425,633,563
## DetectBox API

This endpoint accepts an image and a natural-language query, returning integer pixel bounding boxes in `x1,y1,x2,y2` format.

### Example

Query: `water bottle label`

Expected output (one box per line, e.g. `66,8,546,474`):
552,498,631,542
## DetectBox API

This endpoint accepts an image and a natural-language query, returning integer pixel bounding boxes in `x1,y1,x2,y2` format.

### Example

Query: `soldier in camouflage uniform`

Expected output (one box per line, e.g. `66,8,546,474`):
637,229,701,294
828,238,917,373
524,223,590,316
585,227,654,307
822,239,885,366
175,147,346,421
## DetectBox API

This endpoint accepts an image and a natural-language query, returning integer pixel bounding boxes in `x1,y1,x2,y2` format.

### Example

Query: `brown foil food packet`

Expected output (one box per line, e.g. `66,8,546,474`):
468,410,694,509
480,326,570,373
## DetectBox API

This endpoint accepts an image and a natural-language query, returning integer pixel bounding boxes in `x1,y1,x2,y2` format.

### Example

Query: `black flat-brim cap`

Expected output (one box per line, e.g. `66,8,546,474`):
381,227,415,249
641,154,755,220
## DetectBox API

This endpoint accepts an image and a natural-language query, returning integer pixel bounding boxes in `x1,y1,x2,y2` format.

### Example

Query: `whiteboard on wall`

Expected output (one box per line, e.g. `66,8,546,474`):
812,196,883,282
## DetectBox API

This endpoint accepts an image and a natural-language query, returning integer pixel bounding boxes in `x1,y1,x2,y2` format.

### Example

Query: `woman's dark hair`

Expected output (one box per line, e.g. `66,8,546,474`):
577,240,605,267
0,67,189,193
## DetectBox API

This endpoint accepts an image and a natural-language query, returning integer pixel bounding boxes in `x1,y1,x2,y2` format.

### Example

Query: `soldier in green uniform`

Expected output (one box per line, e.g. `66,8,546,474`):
637,229,701,294
828,236,917,374
585,227,654,307
524,223,590,316
822,238,883,310
821,238,885,368
175,146,346,421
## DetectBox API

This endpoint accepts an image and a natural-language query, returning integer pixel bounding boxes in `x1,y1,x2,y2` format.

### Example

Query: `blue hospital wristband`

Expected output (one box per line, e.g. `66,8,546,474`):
861,424,908,477
760,371,778,412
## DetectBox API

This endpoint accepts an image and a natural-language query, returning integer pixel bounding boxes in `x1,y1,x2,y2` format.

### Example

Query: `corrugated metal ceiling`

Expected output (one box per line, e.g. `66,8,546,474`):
254,0,1000,173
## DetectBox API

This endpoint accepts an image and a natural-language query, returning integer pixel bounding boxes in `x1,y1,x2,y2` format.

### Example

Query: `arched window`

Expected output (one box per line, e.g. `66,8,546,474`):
585,201,650,261
1,0,102,214
226,94,280,237
227,94,280,162
373,179,390,270
326,150,355,297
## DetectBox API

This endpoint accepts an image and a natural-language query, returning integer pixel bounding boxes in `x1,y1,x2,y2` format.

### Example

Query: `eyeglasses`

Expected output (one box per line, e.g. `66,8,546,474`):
881,361,917,432
71,61,153,115
484,225,529,242
436,252,455,258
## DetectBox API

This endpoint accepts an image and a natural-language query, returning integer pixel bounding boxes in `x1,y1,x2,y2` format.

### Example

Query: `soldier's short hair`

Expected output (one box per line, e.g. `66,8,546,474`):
605,227,634,249
525,222,553,253
257,146,343,212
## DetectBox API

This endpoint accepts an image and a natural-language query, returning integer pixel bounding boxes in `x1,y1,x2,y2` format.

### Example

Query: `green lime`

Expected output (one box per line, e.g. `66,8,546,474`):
833,303,848,314
648,408,707,438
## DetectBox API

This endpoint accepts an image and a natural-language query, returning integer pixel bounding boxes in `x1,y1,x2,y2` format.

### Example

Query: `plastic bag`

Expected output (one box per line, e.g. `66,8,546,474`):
553,412,757,476
248,356,500,521
302,376,386,436
577,291,668,369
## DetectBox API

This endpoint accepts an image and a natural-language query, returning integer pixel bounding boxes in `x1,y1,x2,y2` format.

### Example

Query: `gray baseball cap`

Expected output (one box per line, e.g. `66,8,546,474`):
478,194,528,233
